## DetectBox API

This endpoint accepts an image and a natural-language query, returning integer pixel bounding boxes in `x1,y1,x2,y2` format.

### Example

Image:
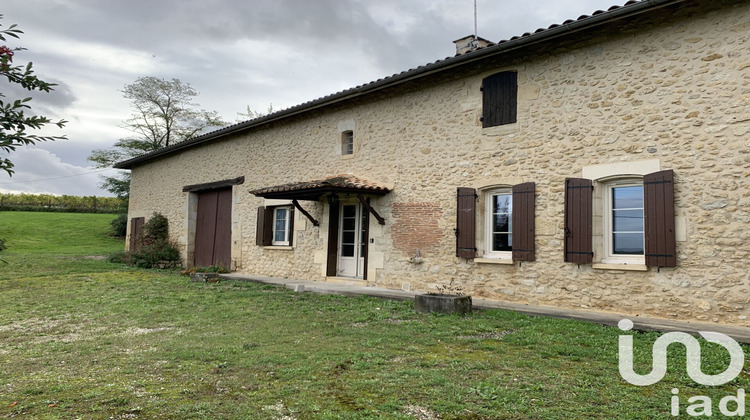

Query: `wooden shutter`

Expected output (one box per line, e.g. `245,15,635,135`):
482,71,517,128
288,208,295,247
512,182,535,261
129,217,145,252
256,206,273,246
644,170,676,267
326,196,340,276
456,187,477,258
564,178,593,263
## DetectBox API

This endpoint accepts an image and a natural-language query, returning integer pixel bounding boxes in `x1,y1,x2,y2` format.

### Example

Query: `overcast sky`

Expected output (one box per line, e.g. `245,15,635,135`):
0,0,619,197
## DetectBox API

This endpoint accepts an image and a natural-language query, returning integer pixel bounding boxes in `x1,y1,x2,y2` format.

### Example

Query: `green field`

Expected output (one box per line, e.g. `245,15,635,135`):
0,212,125,280
0,211,747,419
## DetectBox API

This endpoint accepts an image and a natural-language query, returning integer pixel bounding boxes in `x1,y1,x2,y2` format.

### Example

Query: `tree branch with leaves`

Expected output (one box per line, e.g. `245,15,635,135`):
0,15,67,176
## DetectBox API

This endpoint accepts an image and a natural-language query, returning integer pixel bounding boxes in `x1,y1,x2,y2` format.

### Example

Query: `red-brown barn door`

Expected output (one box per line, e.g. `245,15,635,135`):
194,188,232,268
129,217,145,252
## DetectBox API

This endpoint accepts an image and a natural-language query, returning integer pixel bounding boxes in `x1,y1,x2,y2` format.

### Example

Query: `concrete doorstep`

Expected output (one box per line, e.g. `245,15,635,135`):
219,273,750,344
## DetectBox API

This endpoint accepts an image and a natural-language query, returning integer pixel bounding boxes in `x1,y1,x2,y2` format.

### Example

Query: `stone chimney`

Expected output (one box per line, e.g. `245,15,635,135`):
453,35,495,56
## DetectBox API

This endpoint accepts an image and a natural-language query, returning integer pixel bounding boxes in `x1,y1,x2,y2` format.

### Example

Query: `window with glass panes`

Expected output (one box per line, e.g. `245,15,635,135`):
272,206,291,245
485,189,513,257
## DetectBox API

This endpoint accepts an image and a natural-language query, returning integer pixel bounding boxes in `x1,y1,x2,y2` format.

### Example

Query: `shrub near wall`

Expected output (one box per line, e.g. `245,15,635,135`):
127,213,182,269
0,193,124,214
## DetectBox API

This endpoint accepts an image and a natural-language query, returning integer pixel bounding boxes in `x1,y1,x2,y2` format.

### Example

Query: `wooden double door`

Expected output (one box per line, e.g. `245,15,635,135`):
194,188,232,268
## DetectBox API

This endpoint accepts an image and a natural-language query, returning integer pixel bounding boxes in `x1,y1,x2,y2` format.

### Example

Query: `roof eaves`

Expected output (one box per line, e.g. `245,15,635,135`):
115,0,684,170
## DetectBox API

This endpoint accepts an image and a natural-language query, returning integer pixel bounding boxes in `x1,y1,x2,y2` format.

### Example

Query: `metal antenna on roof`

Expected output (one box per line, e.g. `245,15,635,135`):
474,0,478,41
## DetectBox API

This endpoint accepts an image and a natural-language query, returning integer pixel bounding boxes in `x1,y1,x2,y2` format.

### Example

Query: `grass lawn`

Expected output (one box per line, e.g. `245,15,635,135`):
0,211,748,419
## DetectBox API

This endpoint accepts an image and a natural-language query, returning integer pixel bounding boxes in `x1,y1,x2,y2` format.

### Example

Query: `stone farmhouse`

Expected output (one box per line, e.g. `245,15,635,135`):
116,0,750,326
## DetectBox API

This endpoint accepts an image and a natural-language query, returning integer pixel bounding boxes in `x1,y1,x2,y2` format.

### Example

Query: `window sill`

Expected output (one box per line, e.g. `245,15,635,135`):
475,257,514,265
264,245,293,251
592,263,647,272
340,154,354,160
481,122,518,136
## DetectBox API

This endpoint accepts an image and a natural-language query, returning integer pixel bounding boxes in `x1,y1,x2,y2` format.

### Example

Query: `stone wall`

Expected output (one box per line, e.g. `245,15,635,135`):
127,0,750,325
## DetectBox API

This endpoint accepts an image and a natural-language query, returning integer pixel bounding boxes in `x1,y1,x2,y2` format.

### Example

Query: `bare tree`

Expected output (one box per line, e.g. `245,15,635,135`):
236,103,274,122
89,77,226,199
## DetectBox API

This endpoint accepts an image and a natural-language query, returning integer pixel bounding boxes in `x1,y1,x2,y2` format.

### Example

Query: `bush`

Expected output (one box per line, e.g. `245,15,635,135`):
109,213,128,237
180,265,228,276
127,212,181,269
141,213,169,245
130,241,181,268
106,251,127,264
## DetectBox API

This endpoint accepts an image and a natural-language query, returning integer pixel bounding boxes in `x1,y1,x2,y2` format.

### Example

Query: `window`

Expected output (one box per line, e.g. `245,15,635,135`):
603,180,644,264
272,206,291,245
455,183,535,261
564,170,676,268
485,189,513,258
482,71,517,128
256,205,294,247
342,131,354,155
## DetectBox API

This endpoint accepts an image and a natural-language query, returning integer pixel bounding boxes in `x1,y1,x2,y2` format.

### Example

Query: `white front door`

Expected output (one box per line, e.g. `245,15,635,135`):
338,203,367,278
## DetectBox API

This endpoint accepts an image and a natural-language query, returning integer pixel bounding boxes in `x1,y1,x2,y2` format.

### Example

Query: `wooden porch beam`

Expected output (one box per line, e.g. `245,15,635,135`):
292,199,320,227
357,194,385,225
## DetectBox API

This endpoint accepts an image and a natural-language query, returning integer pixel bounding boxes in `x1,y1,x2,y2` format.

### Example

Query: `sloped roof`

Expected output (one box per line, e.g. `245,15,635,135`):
250,174,391,201
115,0,686,170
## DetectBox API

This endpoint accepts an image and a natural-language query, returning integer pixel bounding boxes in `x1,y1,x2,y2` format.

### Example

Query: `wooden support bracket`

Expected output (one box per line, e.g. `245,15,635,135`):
357,194,385,225
292,199,320,227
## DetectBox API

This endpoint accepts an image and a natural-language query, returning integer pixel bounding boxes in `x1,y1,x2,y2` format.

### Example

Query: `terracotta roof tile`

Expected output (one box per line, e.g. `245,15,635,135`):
250,174,391,200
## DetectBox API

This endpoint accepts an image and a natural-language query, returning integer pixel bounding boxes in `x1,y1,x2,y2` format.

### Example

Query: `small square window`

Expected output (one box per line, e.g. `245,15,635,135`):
342,131,354,155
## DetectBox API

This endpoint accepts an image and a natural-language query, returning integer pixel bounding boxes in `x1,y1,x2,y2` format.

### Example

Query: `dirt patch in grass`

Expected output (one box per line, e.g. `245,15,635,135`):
403,404,440,419
123,326,177,336
0,316,103,344
262,401,298,420
459,329,515,340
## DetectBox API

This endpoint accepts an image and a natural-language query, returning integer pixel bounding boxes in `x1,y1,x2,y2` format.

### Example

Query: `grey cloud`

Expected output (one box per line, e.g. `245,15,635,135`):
0,75,76,118
1,0,620,197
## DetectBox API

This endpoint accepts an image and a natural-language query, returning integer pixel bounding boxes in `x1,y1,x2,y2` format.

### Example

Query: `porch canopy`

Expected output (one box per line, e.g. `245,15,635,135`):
250,174,391,201
250,174,391,226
